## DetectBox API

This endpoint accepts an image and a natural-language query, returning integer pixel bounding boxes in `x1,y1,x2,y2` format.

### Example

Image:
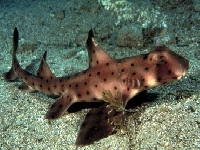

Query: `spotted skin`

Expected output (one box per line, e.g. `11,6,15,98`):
5,28,189,119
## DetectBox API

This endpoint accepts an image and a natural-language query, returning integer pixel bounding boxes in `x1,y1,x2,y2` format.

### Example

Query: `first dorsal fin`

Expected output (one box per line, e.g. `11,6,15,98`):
86,29,114,67
37,51,56,79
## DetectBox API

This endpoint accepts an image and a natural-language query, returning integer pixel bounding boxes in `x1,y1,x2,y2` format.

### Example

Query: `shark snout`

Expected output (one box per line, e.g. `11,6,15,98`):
175,57,189,79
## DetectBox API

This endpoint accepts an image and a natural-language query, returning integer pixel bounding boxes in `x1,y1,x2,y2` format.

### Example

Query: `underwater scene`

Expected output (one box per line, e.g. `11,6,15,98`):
0,0,199,149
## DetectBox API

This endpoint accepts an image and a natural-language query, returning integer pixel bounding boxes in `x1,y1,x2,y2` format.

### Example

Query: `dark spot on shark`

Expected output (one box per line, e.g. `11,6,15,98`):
78,93,81,97
69,98,72,102
157,77,161,82
156,64,160,67
132,72,136,75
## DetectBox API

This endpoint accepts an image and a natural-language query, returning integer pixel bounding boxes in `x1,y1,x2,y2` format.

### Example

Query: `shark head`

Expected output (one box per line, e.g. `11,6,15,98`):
147,45,189,85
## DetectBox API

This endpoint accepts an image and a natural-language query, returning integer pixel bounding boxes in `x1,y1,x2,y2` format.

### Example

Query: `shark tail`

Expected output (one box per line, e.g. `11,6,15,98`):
4,27,19,81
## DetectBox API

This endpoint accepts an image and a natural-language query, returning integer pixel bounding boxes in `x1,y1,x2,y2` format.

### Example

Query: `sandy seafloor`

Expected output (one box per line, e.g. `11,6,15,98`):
0,0,200,149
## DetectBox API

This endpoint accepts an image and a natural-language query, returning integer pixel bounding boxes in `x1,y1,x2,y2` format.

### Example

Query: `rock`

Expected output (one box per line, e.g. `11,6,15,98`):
116,24,143,49
18,43,37,53
194,4,200,11
51,10,65,20
193,0,200,11
154,33,176,45
194,48,200,60
75,34,86,47
142,26,163,47
80,1,99,12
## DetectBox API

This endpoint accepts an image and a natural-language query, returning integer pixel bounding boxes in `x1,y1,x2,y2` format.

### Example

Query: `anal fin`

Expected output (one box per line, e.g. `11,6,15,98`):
18,82,35,92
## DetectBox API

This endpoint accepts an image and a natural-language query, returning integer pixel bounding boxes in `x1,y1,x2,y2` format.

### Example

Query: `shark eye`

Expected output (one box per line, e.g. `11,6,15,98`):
157,55,165,62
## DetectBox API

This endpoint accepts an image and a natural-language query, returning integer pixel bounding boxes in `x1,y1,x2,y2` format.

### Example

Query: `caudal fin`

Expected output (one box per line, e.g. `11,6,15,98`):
4,28,19,81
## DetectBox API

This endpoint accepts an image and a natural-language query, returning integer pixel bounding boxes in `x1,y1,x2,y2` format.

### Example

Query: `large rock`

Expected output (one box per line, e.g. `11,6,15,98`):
116,24,143,49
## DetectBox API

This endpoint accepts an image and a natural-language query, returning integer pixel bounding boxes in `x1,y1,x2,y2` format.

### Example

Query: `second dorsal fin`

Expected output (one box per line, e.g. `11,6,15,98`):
37,51,56,79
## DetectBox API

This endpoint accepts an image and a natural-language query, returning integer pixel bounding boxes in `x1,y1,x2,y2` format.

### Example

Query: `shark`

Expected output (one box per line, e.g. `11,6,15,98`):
5,28,189,120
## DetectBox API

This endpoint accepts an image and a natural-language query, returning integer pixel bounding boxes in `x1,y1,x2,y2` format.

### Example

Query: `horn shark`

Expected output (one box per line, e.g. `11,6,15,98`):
5,28,189,120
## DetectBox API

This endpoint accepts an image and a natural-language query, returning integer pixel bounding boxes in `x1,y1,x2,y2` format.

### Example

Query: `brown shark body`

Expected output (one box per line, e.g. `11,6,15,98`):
5,28,189,119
